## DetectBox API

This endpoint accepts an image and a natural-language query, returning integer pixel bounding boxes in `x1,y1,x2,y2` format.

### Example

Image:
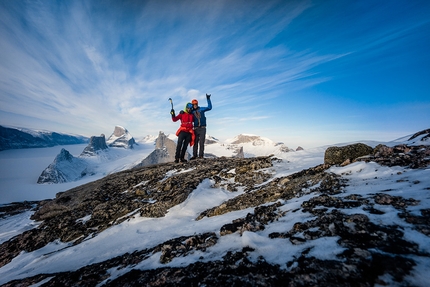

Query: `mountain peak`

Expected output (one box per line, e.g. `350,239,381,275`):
106,125,136,148
80,134,109,157
227,134,260,144
136,131,177,167
54,148,74,162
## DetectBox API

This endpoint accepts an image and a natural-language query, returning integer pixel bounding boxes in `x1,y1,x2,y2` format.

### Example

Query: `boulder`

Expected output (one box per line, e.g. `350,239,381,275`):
324,143,373,165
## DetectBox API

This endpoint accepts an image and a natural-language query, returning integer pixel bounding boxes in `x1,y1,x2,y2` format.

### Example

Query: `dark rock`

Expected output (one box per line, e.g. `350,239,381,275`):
80,134,108,156
0,201,38,219
356,144,430,168
408,128,430,142
324,143,374,165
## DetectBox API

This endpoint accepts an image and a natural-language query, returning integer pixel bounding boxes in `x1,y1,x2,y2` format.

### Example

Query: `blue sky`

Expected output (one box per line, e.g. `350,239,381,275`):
0,0,429,148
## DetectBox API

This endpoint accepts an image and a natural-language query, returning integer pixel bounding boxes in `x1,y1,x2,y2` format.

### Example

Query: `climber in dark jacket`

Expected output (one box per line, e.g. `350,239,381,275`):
190,94,212,159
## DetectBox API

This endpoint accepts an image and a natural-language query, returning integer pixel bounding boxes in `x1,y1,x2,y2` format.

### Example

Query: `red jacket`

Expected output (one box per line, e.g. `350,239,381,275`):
172,112,195,146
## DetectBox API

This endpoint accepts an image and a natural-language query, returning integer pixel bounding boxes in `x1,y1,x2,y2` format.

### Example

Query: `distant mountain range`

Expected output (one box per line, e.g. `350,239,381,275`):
38,126,137,184
0,125,89,151
7,125,430,186
35,127,298,184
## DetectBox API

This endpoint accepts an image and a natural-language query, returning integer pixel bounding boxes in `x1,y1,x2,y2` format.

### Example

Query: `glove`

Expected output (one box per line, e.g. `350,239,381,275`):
206,93,211,99
179,110,184,114
170,109,175,117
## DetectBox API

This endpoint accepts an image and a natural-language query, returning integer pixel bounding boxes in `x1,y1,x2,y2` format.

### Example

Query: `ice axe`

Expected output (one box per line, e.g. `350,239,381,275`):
168,98,173,109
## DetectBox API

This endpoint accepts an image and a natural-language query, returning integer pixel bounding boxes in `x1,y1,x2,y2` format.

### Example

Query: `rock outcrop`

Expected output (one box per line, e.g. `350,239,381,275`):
233,146,244,158
106,126,136,148
324,143,374,165
80,134,108,157
407,128,430,144
135,131,177,167
324,142,430,169
358,143,430,169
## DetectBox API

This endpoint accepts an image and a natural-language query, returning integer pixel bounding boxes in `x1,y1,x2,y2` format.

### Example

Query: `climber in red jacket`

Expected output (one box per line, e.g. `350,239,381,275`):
171,103,195,163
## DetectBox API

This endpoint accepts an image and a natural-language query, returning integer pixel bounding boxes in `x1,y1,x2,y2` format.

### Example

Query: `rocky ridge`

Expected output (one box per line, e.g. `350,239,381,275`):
0,125,88,151
1,135,430,286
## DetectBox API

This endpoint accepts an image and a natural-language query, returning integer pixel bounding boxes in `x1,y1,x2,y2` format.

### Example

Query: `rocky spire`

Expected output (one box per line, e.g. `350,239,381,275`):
136,131,179,167
106,126,136,148
80,134,108,157
38,148,89,184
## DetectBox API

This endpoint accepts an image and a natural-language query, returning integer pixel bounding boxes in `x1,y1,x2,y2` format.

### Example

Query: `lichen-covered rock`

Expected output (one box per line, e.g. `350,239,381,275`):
324,143,374,165
357,144,430,168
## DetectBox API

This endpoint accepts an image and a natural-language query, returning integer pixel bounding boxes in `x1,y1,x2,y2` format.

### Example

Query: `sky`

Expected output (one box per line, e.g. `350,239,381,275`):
1,141,430,285
0,0,429,148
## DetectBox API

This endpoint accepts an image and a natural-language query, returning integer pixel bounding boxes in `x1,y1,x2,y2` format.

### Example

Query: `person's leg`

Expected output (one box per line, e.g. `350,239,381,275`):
175,132,185,161
198,128,206,158
192,130,199,158
180,132,191,161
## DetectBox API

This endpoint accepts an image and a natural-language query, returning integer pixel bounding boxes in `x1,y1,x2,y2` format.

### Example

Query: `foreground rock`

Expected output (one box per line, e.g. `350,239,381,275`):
1,141,430,286
324,143,374,165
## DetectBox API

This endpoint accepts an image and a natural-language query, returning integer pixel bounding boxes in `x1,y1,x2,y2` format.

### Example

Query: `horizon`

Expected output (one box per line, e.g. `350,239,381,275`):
1,0,429,148
2,123,423,150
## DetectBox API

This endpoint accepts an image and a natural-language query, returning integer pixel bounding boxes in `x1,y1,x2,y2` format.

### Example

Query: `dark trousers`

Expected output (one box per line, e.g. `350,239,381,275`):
176,131,191,159
193,127,206,157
